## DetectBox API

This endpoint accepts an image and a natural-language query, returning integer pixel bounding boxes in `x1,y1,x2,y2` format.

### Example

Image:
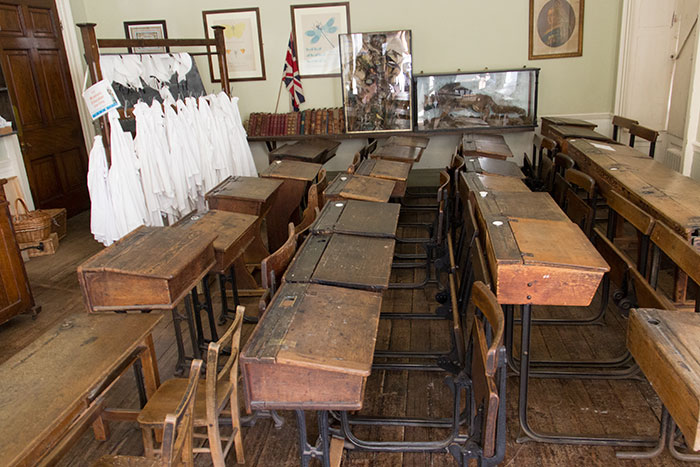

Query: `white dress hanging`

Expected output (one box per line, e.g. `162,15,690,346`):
223,93,257,176
198,96,231,184
86,135,118,246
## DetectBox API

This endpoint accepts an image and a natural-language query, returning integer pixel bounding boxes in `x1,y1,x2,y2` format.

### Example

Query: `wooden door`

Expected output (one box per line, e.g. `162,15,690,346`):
0,0,89,215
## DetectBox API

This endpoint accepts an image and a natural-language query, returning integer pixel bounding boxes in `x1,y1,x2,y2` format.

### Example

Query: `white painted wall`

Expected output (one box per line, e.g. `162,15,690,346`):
65,0,623,170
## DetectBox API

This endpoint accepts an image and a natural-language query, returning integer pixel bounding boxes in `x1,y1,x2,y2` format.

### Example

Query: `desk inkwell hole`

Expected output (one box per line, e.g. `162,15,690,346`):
647,318,660,326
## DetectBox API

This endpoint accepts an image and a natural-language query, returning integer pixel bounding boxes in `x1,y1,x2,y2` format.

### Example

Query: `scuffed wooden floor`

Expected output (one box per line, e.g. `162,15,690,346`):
0,196,687,466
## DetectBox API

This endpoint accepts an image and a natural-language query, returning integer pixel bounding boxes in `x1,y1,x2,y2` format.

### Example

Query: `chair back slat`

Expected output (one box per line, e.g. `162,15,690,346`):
565,169,595,199
628,267,674,310
566,188,593,237
261,223,297,292
607,191,654,236
593,227,632,288
651,222,700,287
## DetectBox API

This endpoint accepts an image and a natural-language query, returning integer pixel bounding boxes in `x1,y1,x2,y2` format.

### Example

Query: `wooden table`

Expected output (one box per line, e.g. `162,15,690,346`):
268,139,341,164
324,173,395,204
567,138,700,301
386,135,430,149
172,210,259,322
260,159,322,251
461,133,513,160
370,144,423,164
355,158,412,197
284,233,396,292
543,124,614,151
463,156,525,178
540,116,597,136
311,200,400,238
77,226,216,374
241,281,382,466
627,308,700,452
206,176,283,288
0,313,161,466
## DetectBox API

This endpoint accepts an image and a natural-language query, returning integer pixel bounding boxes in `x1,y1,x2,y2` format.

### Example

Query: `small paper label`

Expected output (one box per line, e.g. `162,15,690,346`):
591,142,615,151
82,79,121,120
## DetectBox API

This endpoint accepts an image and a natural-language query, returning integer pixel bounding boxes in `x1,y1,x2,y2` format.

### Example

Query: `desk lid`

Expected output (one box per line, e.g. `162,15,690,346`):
205,176,282,203
259,159,322,181
312,199,400,238
172,210,258,252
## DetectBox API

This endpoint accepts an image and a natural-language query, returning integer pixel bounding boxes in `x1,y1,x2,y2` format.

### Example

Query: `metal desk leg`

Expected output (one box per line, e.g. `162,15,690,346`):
295,410,331,467
516,303,656,447
170,307,188,376
190,288,206,347
616,409,669,459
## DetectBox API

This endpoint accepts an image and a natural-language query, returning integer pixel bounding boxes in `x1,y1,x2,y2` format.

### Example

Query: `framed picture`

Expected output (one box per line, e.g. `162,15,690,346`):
123,20,168,54
203,8,266,82
414,68,540,132
339,30,413,133
291,2,350,78
529,0,584,59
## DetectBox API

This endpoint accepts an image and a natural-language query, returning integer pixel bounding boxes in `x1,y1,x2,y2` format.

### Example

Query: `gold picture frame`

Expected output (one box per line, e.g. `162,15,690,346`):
529,0,584,60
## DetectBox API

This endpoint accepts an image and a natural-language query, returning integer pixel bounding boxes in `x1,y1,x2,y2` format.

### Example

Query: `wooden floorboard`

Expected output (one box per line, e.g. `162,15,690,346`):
0,205,689,466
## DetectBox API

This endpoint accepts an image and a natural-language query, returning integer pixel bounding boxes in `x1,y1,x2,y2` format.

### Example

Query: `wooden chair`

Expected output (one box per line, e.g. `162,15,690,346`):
295,183,321,236
538,153,554,192
566,188,594,237
551,172,570,208
314,168,328,208
649,221,700,312
259,223,298,314
138,309,246,466
360,139,377,158
347,152,362,174
606,190,655,274
612,115,639,143
529,133,557,177
94,359,203,467
629,124,659,158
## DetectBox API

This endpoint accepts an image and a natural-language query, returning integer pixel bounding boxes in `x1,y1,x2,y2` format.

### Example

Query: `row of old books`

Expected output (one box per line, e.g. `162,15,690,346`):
246,108,345,137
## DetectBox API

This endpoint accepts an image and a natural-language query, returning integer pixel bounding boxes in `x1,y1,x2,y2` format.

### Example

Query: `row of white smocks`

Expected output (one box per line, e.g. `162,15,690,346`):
86,94,258,246
100,53,192,90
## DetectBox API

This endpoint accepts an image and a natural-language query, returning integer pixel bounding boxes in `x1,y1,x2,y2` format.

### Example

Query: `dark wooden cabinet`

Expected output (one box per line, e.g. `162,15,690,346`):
0,178,35,325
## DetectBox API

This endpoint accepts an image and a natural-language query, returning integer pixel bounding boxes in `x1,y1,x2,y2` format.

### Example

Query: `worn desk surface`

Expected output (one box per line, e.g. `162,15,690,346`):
241,282,382,411
627,308,700,450
370,144,423,164
260,160,322,250
567,138,700,238
461,133,513,160
355,158,411,197
284,233,395,291
172,210,258,274
465,175,608,306
324,173,395,203
540,116,597,134
205,176,283,217
78,226,216,311
463,156,525,178
460,172,531,199
259,159,322,182
544,124,614,151
0,313,162,465
269,139,341,164
311,200,400,238
386,135,430,149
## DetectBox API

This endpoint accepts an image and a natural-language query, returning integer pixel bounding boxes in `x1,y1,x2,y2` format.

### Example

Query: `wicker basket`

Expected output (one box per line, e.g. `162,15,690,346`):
13,199,51,244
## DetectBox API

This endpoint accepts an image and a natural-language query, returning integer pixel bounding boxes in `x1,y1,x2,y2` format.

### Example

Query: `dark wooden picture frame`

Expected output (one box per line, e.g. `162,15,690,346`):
123,20,169,53
203,8,266,82
529,0,584,60
290,2,350,78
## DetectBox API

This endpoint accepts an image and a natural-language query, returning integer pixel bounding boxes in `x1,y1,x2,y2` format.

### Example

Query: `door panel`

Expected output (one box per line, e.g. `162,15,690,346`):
0,0,89,215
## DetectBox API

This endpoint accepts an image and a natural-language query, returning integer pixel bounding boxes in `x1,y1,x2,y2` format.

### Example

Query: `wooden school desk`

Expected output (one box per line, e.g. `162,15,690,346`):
369,143,423,164
260,159,322,251
465,173,613,446
354,158,412,197
459,172,531,200
567,138,700,302
540,116,597,136
206,175,283,291
311,199,401,238
172,210,259,323
0,313,161,466
241,282,382,467
461,133,513,160
324,173,395,204
268,139,341,164
386,134,430,148
77,226,216,374
284,232,396,292
543,124,615,152
626,308,700,458
463,156,525,178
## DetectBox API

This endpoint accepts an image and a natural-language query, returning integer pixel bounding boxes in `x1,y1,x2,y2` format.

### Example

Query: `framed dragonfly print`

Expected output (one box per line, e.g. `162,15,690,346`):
203,8,266,82
291,3,350,78
339,30,413,133
529,0,584,59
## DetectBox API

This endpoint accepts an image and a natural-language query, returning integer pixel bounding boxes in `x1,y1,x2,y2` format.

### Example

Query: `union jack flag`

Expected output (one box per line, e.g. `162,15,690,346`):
283,33,305,111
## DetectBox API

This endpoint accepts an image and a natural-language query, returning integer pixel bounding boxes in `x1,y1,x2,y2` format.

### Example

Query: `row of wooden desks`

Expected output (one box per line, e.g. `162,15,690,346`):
268,138,341,164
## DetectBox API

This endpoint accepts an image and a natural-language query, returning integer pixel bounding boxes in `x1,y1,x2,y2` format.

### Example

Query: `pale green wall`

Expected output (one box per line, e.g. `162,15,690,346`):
70,0,622,169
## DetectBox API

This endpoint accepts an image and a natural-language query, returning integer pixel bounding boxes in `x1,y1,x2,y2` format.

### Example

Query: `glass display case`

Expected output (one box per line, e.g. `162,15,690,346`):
339,30,413,133
414,68,539,131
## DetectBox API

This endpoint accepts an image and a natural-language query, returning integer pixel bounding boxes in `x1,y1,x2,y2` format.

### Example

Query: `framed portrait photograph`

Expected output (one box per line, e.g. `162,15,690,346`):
339,30,413,133
203,8,266,82
123,20,168,54
529,0,584,60
414,68,539,132
291,2,350,78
